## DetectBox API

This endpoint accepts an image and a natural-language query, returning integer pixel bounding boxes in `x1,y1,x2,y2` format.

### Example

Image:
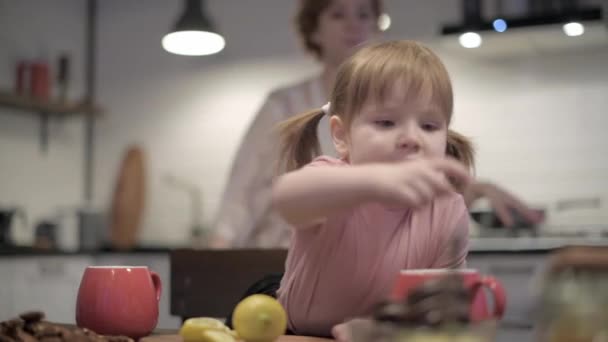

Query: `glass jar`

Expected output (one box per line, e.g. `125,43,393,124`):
537,247,608,342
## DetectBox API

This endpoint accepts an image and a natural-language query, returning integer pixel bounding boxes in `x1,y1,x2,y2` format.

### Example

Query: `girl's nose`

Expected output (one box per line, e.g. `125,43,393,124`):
397,126,421,151
397,134,420,151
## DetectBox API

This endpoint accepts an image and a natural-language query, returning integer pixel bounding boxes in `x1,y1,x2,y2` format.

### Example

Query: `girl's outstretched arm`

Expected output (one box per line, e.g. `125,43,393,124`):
272,158,471,228
272,164,376,227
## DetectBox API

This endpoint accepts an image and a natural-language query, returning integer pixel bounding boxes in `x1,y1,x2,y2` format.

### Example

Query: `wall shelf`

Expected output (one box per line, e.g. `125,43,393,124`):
0,90,102,117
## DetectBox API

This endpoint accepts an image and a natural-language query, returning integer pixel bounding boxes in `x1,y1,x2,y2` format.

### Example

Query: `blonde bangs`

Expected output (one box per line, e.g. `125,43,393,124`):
333,41,453,124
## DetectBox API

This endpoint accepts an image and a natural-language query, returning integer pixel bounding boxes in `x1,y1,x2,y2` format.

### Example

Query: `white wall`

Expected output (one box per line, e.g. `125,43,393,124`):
445,49,608,208
1,0,607,247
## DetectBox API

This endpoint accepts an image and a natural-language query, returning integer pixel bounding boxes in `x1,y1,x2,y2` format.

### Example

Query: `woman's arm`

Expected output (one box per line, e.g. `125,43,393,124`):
211,96,284,247
464,181,544,227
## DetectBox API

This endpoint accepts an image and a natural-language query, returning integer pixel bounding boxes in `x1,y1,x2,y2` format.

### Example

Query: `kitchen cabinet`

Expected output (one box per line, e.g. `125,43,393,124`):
9,256,93,323
0,259,16,321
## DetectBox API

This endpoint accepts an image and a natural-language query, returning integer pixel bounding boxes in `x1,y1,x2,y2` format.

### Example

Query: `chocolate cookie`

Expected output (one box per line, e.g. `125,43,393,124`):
0,312,135,342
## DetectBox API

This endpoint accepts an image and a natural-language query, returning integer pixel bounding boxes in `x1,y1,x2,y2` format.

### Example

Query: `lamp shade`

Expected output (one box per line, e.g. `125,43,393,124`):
162,0,225,56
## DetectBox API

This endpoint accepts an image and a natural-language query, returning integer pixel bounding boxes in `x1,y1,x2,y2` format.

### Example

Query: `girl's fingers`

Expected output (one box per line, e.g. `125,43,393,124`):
430,158,471,186
409,177,435,204
422,169,455,195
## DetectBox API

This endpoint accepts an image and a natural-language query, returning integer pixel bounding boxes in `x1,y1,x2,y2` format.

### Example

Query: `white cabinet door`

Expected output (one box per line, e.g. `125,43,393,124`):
94,253,180,329
0,259,16,320
12,256,93,324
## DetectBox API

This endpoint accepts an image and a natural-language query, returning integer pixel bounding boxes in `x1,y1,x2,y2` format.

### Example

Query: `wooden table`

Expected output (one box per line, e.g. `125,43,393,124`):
141,335,332,342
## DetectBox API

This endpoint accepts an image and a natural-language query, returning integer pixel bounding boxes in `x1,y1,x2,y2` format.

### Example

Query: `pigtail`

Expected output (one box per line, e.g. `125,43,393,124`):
276,109,325,173
446,129,475,192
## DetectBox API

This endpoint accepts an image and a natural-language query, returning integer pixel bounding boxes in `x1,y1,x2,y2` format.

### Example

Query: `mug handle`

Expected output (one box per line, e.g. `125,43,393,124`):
474,275,507,318
150,271,162,302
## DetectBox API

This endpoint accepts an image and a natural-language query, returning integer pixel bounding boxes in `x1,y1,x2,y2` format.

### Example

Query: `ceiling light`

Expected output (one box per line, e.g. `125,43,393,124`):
492,19,508,32
459,32,482,48
378,13,391,31
563,22,585,36
162,0,225,56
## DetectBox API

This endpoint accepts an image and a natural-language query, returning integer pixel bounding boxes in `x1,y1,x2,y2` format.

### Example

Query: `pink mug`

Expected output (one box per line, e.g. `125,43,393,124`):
76,266,162,338
391,269,506,322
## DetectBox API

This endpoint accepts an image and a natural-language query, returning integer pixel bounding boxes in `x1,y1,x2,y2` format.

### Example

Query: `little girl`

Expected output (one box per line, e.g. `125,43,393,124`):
272,40,475,337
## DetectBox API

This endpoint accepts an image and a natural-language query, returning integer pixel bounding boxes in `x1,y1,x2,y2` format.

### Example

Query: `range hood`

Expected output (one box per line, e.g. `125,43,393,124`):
437,0,608,57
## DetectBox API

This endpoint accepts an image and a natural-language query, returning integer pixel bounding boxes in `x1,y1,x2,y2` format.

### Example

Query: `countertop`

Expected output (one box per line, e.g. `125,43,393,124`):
469,236,608,252
2,236,608,257
0,245,174,256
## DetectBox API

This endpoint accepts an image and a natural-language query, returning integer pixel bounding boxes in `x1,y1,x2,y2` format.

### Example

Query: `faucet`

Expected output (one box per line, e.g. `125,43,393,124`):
164,174,207,246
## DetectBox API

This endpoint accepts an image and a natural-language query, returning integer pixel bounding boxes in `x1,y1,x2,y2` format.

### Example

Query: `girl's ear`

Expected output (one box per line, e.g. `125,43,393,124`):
330,115,349,158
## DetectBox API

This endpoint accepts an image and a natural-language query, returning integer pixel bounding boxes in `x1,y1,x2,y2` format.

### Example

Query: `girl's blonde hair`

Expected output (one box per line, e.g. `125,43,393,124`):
278,40,475,181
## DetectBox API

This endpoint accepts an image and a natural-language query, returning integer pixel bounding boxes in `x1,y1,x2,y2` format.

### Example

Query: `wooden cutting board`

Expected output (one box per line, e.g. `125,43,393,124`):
109,145,146,250
140,335,332,342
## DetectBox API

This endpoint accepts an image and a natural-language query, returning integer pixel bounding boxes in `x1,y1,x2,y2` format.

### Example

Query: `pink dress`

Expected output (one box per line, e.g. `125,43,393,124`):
277,156,470,337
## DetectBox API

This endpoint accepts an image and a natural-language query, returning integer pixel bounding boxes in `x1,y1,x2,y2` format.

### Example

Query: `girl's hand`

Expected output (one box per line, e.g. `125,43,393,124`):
369,158,471,208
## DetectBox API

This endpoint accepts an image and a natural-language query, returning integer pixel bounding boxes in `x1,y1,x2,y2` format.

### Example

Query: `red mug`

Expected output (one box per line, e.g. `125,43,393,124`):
76,266,162,338
390,269,506,322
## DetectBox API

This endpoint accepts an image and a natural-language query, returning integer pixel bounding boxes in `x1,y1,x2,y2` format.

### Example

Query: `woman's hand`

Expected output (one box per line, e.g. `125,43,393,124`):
370,158,471,208
464,181,544,227
207,234,231,249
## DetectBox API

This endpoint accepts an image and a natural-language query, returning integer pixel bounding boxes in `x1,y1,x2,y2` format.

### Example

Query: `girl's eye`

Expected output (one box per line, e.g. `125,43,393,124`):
375,120,394,128
421,122,440,131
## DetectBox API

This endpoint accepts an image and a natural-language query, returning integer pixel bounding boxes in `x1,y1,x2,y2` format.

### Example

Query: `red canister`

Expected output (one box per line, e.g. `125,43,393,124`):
30,61,51,100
